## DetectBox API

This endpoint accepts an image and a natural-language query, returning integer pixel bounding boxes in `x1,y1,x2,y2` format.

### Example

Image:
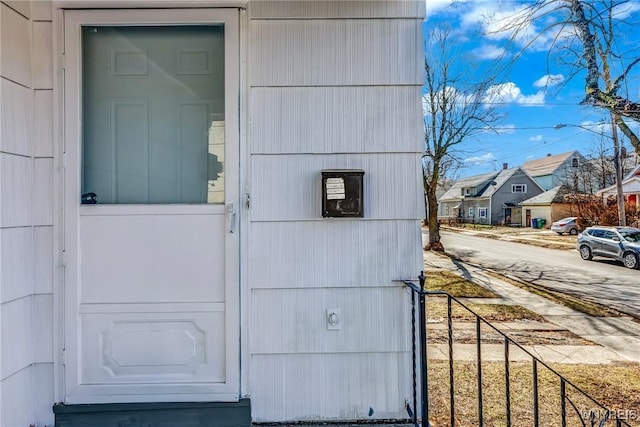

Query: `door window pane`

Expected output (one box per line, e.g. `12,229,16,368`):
81,26,225,204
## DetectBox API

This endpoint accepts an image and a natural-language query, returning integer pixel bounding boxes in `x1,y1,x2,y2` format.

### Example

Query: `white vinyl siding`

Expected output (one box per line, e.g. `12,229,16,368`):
250,19,422,87
248,3,424,422
1,1,425,424
0,3,55,426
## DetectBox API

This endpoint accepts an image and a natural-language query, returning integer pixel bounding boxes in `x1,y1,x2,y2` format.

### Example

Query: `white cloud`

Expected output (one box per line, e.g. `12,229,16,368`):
481,8,560,52
613,2,640,19
464,152,496,165
423,86,478,114
529,135,544,142
533,74,565,89
472,44,506,60
425,0,456,18
427,0,640,55
439,1,568,52
485,82,545,106
424,81,546,113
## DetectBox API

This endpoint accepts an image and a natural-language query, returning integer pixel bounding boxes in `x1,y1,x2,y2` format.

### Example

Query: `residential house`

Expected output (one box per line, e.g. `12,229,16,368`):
582,151,640,193
519,185,599,227
438,171,500,223
522,150,587,191
598,165,640,208
438,165,544,226
0,1,425,426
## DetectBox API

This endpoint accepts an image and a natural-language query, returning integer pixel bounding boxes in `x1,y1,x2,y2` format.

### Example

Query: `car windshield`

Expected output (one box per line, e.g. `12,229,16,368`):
559,218,574,223
619,231,640,242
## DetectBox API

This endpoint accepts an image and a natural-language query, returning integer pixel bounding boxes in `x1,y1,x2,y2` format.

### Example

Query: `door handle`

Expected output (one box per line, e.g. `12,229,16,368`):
227,203,237,234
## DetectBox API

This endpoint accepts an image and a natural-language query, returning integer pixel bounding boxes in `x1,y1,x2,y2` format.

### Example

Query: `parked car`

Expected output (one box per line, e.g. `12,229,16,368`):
551,217,579,235
576,226,640,269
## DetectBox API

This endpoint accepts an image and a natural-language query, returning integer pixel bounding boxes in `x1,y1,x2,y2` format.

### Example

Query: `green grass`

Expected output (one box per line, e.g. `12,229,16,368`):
485,271,621,318
427,300,546,322
454,223,494,230
425,270,498,298
424,270,545,322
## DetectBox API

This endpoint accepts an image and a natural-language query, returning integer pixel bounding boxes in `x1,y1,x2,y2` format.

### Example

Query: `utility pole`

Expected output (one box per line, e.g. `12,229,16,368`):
554,119,626,224
611,112,626,226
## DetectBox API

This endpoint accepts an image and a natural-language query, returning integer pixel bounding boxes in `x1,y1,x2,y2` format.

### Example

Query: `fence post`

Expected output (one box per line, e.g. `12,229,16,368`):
561,379,567,427
448,295,455,427
504,338,511,427
418,271,429,427
476,317,483,427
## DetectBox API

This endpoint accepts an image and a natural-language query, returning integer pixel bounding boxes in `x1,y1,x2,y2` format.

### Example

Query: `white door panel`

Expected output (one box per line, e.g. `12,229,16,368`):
62,9,240,404
80,211,225,303
81,310,226,382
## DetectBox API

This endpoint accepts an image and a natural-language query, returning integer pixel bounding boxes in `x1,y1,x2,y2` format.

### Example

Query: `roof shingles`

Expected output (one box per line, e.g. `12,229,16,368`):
521,151,580,177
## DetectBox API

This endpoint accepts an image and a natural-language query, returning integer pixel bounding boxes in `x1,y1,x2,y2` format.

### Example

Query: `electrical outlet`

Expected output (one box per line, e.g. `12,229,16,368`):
327,308,341,330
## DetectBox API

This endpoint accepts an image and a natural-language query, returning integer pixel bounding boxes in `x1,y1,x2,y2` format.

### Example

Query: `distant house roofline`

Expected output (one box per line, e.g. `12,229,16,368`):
521,150,583,178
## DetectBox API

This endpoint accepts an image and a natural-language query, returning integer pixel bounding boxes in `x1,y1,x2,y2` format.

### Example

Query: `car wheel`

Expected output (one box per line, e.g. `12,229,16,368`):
622,251,639,269
569,228,578,235
579,245,592,260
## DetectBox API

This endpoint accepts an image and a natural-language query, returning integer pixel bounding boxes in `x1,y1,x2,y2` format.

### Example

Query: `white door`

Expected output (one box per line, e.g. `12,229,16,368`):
62,9,240,404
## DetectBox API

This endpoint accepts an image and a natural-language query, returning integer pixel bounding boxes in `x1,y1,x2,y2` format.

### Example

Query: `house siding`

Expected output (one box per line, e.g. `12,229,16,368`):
534,174,554,191
600,176,640,207
438,200,459,220
248,4,425,421
524,152,587,192
520,204,580,226
0,1,425,424
522,206,551,225
490,171,543,225
0,1,55,426
450,199,490,224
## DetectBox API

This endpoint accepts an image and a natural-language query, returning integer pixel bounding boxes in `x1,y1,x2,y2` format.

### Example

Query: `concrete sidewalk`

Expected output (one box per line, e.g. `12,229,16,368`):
423,250,640,364
439,225,578,249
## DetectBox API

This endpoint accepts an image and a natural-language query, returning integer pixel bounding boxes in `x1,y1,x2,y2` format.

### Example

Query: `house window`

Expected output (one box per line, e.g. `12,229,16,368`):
512,184,527,193
446,206,450,215
469,207,474,217
81,25,226,204
478,208,487,218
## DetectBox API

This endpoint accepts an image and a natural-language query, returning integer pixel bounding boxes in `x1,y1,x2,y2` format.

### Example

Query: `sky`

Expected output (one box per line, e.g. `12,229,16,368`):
423,0,640,179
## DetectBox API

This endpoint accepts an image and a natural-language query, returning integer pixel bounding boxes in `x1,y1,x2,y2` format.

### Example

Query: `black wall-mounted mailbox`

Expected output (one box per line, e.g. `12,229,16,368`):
321,169,364,218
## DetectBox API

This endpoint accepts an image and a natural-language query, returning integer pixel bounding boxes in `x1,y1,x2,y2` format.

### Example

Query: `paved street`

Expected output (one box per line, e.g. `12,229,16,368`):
438,229,640,316
423,249,640,364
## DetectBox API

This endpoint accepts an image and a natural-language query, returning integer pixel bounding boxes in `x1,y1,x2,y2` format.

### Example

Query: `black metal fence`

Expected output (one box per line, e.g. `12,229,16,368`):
402,272,633,427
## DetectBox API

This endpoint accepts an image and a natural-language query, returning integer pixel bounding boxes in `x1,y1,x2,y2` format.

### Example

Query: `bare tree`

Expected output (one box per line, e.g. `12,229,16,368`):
488,0,640,225
494,0,640,152
558,132,635,194
423,26,501,250
584,134,618,191
570,0,640,152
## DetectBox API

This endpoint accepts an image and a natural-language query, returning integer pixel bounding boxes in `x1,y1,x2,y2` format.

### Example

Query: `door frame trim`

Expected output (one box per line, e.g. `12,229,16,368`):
55,7,241,404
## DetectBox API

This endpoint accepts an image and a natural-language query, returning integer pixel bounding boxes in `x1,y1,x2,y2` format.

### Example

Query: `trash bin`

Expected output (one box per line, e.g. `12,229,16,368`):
531,218,538,228
538,219,547,229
